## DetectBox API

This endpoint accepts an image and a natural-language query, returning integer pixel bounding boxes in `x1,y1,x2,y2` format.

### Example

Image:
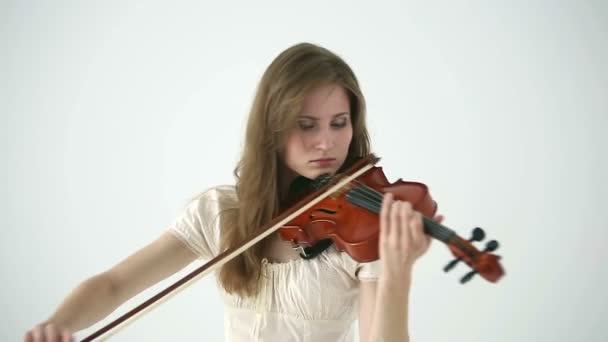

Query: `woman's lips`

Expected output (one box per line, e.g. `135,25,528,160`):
310,158,336,167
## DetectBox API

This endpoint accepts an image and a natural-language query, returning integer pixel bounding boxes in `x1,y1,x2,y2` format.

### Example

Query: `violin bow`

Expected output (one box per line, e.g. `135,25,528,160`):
80,156,378,341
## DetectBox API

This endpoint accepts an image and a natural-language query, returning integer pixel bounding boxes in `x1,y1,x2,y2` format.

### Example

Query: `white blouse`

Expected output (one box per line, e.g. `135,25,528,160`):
168,185,381,342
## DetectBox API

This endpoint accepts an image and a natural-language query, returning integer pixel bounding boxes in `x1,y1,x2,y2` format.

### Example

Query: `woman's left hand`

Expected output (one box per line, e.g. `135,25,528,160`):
379,192,444,280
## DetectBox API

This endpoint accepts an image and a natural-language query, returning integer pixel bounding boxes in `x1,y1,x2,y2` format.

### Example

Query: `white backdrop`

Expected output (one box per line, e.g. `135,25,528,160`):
3,1,607,341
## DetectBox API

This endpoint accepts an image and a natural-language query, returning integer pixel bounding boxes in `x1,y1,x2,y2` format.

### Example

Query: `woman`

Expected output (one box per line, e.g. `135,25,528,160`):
24,42,443,342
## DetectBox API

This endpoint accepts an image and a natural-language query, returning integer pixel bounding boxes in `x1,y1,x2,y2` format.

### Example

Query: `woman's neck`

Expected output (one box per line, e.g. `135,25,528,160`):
278,167,297,203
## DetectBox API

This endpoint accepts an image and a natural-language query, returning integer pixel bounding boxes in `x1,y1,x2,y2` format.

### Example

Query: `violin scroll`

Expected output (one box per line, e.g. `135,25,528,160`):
443,227,504,283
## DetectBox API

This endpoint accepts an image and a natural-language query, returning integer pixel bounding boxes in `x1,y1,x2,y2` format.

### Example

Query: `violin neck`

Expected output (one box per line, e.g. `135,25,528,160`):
344,185,456,244
422,217,456,243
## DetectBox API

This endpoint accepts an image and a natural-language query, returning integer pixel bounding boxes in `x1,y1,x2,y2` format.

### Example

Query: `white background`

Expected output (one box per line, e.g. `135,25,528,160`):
3,1,607,341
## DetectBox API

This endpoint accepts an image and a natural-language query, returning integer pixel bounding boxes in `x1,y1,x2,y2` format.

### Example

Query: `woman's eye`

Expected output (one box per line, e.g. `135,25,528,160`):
297,118,348,131
332,120,348,128
298,122,315,130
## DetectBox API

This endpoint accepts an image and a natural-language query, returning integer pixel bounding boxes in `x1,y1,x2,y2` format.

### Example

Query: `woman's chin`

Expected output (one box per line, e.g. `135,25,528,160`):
304,169,337,180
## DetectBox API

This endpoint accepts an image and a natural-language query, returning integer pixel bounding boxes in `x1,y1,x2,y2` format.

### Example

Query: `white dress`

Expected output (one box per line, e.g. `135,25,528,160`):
168,185,381,342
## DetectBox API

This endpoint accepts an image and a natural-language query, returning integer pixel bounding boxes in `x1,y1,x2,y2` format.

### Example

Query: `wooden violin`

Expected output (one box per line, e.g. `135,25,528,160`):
280,154,504,283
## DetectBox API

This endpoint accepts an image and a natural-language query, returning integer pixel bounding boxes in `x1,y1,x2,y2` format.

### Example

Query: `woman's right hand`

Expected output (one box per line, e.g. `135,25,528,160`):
23,322,74,342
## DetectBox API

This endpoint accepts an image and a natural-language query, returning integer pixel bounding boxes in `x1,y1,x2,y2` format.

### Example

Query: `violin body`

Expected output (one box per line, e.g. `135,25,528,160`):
280,166,437,263
279,154,505,284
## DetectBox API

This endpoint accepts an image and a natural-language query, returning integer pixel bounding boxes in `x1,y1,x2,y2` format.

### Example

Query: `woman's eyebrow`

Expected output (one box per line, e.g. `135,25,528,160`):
298,112,349,120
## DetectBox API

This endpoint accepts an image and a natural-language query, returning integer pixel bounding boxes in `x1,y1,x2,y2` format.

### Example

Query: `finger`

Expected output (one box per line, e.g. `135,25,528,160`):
401,202,414,247
23,331,34,342
433,214,444,224
410,211,425,248
61,330,73,342
390,200,402,243
380,193,393,244
395,202,406,250
45,323,58,342
30,326,43,342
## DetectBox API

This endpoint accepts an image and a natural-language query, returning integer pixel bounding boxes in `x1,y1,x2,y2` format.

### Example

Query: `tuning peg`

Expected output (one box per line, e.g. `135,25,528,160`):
444,227,484,272
469,227,485,242
444,228,485,272
483,240,499,252
443,258,461,272
457,241,500,283
460,270,477,284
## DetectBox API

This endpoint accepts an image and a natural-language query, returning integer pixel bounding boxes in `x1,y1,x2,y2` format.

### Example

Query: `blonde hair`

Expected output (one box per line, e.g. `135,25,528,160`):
217,42,371,297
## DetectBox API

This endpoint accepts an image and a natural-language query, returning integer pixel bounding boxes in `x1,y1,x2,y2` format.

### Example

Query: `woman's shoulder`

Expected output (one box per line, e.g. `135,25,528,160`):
192,184,236,202
171,184,237,236
168,184,236,259
185,184,237,212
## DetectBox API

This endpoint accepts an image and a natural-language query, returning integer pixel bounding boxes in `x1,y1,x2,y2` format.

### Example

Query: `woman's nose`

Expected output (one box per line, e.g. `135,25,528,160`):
314,130,335,150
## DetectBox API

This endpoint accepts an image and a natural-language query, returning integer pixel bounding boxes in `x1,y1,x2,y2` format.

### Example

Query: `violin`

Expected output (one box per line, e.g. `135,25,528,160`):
81,153,505,341
280,154,504,283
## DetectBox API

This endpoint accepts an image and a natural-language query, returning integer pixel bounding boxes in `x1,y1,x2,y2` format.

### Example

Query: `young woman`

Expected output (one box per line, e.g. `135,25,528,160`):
24,42,443,342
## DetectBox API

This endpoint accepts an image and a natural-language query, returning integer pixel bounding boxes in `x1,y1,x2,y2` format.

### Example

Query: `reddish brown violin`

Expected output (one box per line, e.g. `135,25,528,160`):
81,153,504,341
279,154,504,283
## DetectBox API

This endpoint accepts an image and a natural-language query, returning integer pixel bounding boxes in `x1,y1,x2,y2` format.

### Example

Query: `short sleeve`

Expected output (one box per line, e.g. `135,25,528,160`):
167,186,233,260
338,249,382,282
355,259,382,281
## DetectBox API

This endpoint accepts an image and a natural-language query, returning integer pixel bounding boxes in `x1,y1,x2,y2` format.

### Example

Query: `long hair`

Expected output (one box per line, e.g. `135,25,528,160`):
217,42,371,297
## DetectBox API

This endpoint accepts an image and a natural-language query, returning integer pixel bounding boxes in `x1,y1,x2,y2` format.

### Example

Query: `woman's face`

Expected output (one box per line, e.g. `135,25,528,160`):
281,83,353,180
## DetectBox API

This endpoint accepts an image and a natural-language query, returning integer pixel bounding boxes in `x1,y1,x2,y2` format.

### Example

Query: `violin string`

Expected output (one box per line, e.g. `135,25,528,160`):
345,182,383,211
346,180,462,245
351,180,454,241
344,181,479,262
345,185,380,213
